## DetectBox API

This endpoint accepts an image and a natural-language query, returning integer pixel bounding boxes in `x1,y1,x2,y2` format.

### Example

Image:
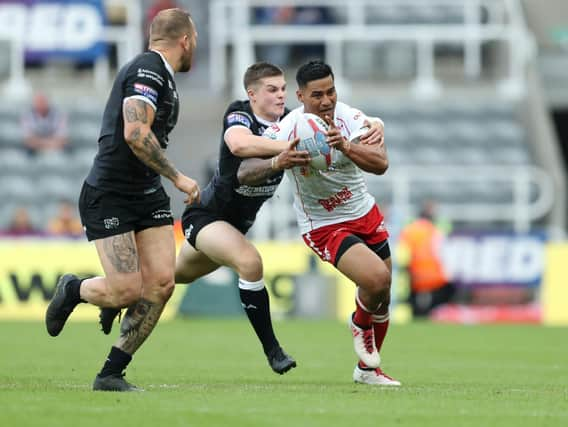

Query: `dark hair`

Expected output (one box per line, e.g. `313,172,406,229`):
149,8,194,45
243,62,284,89
296,60,334,88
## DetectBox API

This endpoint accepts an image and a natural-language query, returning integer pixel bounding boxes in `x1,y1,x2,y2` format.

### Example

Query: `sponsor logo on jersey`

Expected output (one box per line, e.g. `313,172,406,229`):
227,112,252,128
134,83,158,104
137,68,164,85
318,186,353,212
103,217,120,229
235,184,279,197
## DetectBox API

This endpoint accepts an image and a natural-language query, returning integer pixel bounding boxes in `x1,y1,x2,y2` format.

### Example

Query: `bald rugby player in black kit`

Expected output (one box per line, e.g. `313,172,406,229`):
45,8,200,391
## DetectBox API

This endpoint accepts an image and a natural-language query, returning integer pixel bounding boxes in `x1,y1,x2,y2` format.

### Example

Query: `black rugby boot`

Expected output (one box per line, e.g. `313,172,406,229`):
99,307,122,335
267,346,297,375
92,373,143,392
45,274,81,337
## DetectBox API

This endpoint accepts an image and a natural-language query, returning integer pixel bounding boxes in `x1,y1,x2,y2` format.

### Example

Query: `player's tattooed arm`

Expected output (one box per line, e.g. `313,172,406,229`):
123,98,179,182
238,138,310,186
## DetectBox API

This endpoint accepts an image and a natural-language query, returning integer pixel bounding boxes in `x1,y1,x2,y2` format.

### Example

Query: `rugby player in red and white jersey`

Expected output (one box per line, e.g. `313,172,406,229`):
237,60,400,386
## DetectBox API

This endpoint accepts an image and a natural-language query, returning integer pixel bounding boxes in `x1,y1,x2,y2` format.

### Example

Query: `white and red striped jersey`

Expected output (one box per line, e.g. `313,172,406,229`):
263,101,379,234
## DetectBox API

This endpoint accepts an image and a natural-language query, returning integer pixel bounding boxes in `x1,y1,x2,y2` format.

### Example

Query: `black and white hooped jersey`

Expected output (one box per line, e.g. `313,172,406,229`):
197,100,289,225
86,50,179,195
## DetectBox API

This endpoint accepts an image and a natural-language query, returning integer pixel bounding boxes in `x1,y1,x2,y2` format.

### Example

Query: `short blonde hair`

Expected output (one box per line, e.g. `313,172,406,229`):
149,8,194,46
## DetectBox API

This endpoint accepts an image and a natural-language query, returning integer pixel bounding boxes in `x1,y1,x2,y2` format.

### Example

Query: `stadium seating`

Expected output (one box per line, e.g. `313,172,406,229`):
0,149,30,177
364,100,533,202
0,119,24,149
0,104,101,232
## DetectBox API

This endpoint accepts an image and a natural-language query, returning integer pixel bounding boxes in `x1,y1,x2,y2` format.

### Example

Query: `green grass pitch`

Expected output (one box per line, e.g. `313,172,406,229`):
0,319,566,427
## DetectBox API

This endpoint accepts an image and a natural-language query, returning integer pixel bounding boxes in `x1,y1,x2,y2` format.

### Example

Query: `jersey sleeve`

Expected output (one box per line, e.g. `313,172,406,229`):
123,60,166,111
223,110,254,135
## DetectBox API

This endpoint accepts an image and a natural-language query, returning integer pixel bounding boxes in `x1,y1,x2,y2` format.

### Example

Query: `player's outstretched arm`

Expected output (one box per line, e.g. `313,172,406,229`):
225,127,291,158
123,98,200,204
325,115,388,175
237,138,310,186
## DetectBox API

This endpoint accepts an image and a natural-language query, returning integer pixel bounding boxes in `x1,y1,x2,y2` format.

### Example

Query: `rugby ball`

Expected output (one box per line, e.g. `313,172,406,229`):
349,125,371,144
294,113,332,171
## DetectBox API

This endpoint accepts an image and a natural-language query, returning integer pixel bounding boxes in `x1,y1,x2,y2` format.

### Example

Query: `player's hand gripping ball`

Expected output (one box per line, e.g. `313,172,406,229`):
294,113,332,171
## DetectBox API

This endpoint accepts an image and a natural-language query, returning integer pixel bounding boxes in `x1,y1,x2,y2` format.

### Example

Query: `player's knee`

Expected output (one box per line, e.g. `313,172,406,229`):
150,272,175,302
235,249,263,280
376,293,391,314
160,280,175,301
365,267,391,298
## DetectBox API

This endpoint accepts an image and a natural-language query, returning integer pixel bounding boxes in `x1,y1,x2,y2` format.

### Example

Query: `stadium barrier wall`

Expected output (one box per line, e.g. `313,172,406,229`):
0,238,406,322
541,243,568,325
0,236,564,324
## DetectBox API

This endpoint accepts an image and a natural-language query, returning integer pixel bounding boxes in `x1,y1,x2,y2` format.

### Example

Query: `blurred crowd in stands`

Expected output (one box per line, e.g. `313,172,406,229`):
2,200,83,238
21,92,69,155
254,6,335,66
0,0,187,239
0,89,83,238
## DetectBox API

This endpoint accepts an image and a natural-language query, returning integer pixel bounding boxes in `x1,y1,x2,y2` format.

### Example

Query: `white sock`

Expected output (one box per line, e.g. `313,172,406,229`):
238,277,265,291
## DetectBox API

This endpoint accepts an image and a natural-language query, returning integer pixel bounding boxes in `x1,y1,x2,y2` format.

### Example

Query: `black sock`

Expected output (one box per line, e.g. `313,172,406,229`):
239,287,279,355
98,346,132,377
358,361,374,371
67,278,86,304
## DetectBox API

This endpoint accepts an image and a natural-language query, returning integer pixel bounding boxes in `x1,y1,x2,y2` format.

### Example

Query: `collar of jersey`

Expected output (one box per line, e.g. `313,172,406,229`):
254,113,279,127
151,49,175,78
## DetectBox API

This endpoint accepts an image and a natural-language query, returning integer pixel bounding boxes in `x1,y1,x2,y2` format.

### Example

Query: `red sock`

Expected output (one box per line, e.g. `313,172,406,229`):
353,292,373,329
358,317,389,370
373,317,389,352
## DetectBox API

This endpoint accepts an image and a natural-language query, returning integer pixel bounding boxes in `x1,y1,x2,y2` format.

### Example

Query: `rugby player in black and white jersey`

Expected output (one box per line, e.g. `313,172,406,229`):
174,62,310,374
45,9,199,391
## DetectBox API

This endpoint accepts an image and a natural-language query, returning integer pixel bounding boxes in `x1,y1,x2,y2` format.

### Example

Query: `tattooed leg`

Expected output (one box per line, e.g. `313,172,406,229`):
79,232,143,308
102,233,139,273
112,226,175,353
115,298,165,355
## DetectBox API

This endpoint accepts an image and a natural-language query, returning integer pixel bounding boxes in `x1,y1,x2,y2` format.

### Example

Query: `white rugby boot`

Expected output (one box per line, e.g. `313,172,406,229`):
353,365,401,386
350,316,380,368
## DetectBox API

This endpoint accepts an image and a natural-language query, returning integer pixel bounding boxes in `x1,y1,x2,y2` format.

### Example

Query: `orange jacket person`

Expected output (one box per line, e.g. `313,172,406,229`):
399,202,455,317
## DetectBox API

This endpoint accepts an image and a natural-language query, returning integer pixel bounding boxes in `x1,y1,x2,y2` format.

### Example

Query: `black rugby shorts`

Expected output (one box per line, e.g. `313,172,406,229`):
181,205,251,249
79,182,173,241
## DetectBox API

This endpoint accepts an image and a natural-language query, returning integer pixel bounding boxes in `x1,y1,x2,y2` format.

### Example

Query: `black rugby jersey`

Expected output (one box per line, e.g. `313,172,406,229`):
86,50,179,194
196,100,288,226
